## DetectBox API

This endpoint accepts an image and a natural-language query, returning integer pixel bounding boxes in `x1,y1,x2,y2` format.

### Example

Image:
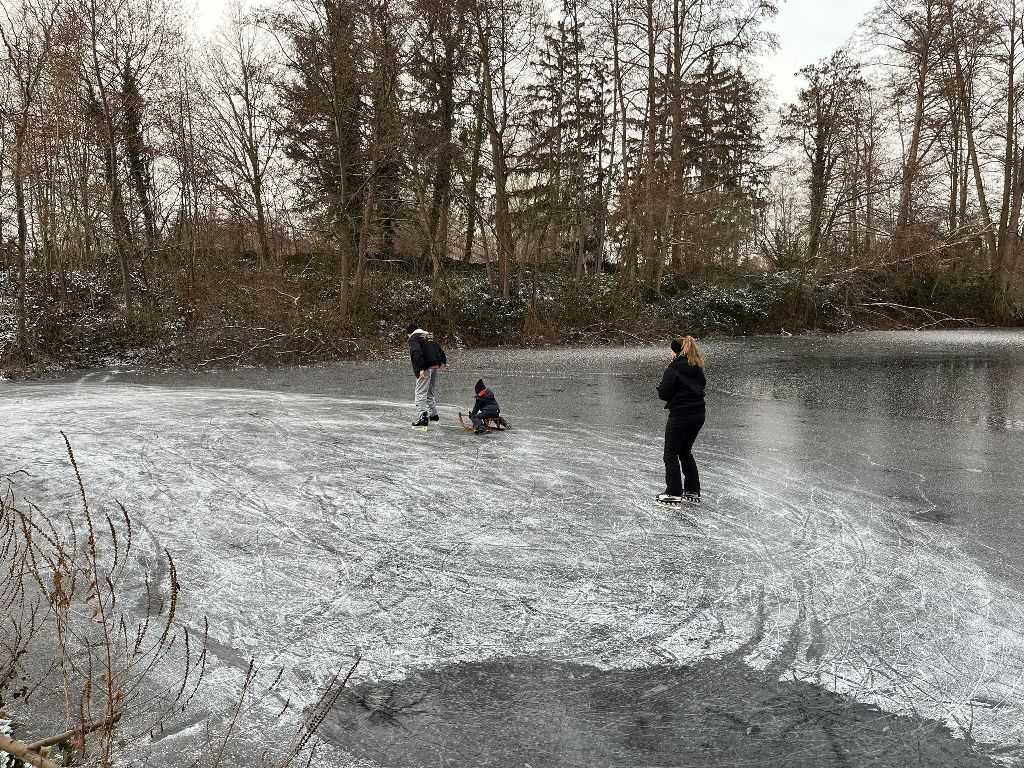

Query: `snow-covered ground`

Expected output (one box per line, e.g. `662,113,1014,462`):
4,331,1024,765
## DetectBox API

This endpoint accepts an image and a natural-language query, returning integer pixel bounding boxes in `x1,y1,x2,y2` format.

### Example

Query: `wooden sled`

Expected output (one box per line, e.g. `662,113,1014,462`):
458,412,511,432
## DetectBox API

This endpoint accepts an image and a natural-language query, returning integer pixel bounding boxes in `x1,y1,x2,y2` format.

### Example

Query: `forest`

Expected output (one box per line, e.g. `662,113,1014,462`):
1,0,1023,371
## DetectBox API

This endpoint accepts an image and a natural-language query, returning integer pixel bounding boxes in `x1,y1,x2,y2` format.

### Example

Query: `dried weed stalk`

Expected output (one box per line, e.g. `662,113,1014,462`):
0,437,358,767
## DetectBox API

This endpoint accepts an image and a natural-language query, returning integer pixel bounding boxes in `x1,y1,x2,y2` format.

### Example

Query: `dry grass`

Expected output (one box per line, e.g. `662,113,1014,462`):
0,439,356,767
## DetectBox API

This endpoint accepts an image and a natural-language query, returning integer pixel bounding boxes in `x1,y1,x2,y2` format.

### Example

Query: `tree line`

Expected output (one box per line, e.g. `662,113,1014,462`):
1,0,1023,364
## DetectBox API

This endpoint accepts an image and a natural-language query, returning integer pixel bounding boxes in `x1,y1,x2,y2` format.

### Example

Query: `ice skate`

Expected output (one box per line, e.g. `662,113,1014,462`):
655,492,682,508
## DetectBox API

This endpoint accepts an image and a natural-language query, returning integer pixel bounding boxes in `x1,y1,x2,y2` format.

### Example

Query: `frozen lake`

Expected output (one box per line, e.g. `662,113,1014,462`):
4,329,1024,766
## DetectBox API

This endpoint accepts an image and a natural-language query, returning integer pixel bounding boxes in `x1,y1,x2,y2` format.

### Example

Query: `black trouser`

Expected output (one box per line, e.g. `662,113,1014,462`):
471,408,499,428
664,410,705,496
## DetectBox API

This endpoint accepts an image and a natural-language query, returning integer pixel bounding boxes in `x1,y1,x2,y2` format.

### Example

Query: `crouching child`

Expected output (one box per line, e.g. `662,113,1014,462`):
469,379,508,434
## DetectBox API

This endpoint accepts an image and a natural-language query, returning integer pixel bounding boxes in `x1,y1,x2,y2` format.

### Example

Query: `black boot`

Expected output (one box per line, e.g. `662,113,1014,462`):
429,414,440,422
412,413,429,427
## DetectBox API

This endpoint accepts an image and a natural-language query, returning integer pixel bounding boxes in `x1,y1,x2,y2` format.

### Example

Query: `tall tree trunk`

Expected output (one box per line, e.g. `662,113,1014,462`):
864,111,876,255
956,55,996,255
946,104,960,235
478,13,511,299
252,168,272,268
806,108,829,261
86,9,135,324
122,62,158,256
1000,136,1024,308
13,126,29,357
610,0,636,292
595,75,609,277
463,74,486,264
642,0,657,289
668,0,683,275
355,173,376,307
997,13,1019,280
424,45,457,272
894,11,933,259
325,0,359,319
567,0,587,281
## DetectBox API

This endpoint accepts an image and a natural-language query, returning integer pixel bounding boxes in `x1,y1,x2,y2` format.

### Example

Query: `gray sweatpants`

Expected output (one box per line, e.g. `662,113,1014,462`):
414,367,440,416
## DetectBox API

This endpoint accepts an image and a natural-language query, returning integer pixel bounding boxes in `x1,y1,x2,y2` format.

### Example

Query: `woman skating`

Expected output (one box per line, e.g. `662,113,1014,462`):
655,336,706,507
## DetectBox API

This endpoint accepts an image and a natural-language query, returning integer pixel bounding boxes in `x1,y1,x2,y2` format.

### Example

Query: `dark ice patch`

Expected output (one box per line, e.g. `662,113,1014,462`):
324,654,1005,767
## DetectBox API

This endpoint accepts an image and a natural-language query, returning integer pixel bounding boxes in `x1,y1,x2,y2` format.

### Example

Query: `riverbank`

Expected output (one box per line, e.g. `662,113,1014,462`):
2,265,1017,378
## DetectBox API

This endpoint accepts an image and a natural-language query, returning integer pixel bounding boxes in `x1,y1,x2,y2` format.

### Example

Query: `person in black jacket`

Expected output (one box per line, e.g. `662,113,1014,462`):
656,335,706,506
469,379,501,434
407,323,448,426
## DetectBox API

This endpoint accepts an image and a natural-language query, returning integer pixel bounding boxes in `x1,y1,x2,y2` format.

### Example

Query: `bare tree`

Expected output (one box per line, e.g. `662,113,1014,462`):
207,0,282,269
876,0,949,258
0,0,60,360
783,51,863,265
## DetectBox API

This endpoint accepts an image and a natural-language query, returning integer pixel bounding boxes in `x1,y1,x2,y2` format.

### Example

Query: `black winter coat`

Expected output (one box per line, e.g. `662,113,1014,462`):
409,332,447,376
471,387,500,416
657,356,706,415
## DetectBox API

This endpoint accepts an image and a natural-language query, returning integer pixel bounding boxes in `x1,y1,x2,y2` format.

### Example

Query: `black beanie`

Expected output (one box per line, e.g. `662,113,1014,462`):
406,322,418,335
670,338,683,354
475,379,486,394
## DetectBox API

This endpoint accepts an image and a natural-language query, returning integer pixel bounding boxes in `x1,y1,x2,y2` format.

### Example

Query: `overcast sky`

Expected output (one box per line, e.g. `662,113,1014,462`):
187,0,878,105
760,0,877,104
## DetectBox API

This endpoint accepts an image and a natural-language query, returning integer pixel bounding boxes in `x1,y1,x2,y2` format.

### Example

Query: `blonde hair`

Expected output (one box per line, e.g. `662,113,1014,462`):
677,335,705,368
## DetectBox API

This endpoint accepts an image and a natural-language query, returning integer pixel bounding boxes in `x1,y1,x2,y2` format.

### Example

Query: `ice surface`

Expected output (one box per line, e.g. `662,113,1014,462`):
4,330,1024,765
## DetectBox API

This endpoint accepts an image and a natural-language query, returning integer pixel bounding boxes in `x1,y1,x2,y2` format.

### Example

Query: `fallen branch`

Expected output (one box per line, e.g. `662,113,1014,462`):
913,316,987,330
25,713,121,750
0,732,62,768
826,228,988,279
856,302,985,329
197,331,288,367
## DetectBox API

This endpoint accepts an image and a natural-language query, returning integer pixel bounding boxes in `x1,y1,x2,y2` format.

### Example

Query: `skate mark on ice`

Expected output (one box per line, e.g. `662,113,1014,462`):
4,385,1024,761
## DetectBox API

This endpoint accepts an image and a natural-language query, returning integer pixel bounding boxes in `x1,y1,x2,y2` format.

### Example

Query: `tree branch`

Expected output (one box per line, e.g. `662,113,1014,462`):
25,714,121,751
0,733,63,768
